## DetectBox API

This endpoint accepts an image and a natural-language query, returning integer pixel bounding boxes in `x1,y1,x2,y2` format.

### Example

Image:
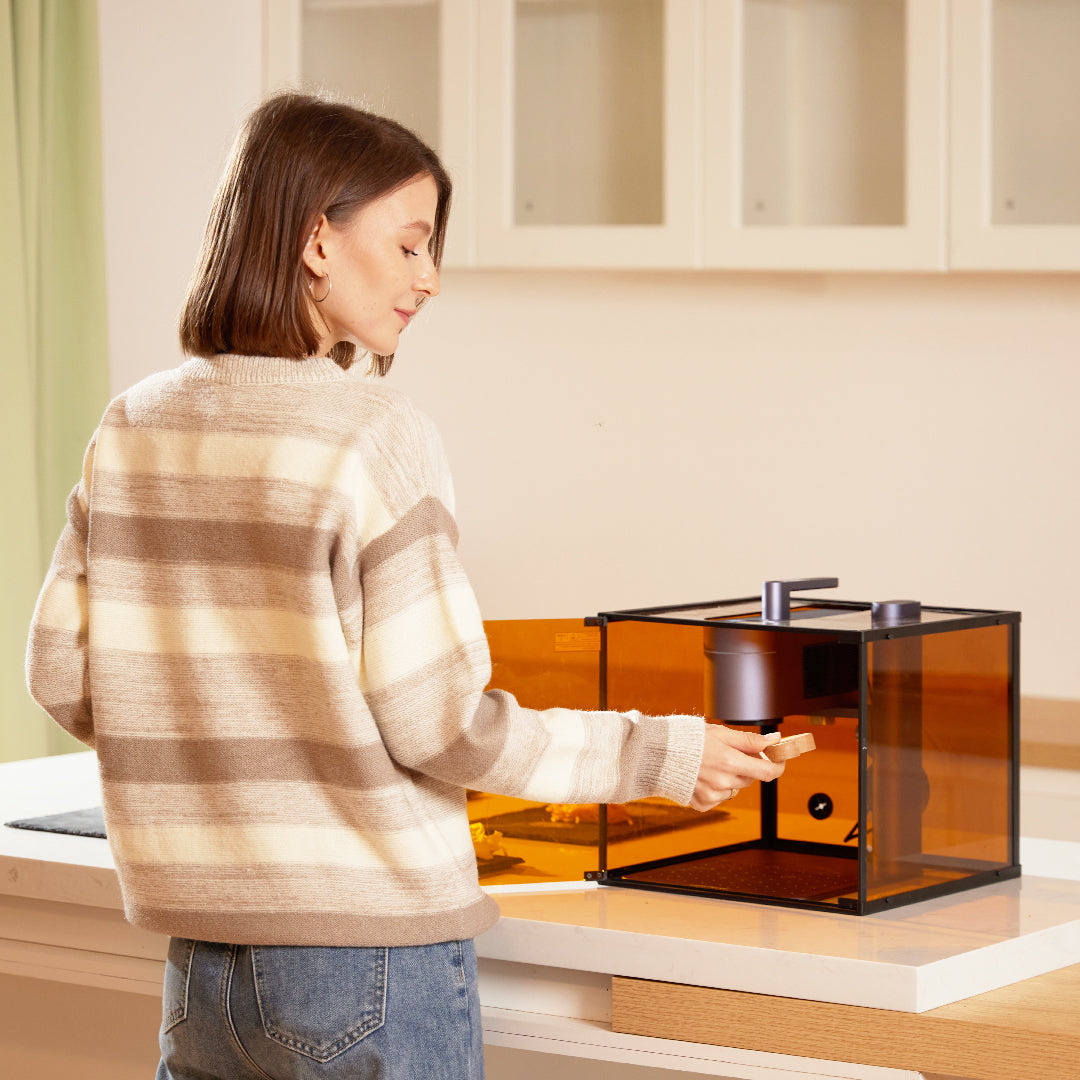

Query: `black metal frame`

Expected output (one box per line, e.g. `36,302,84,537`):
858,640,869,909
601,596,1021,644
1009,621,1022,870
586,843,1020,916
589,596,1022,916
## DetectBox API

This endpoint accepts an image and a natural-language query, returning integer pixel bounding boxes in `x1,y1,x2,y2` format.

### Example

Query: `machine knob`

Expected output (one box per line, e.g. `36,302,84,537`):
871,599,922,626
761,577,839,622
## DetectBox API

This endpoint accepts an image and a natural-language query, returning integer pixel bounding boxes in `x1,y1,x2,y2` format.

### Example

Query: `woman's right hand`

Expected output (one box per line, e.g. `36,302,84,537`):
689,724,786,811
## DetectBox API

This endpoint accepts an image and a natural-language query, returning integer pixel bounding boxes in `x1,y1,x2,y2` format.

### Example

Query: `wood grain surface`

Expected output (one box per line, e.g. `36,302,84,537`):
1021,696,1080,771
611,964,1080,1080
762,732,816,763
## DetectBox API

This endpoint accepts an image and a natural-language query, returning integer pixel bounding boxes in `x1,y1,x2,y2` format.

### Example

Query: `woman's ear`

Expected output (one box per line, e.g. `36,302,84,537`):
302,214,331,276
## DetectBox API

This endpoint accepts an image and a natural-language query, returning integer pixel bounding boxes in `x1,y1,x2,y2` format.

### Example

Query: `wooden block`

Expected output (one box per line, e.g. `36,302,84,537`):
762,732,816,763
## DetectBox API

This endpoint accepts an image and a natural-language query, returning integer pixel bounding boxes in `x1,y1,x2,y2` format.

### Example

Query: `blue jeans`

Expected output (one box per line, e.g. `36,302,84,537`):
156,937,484,1079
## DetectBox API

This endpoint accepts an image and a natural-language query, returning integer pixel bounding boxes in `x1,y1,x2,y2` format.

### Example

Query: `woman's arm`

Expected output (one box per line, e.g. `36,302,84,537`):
26,436,97,747
354,400,783,809
356,494,782,808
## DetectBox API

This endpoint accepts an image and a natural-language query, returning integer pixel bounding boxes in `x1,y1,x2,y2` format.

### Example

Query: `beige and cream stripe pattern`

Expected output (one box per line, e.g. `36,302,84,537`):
26,354,705,947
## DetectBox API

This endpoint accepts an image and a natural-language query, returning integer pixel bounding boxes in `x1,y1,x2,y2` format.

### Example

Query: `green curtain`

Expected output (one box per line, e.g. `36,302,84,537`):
1,0,110,762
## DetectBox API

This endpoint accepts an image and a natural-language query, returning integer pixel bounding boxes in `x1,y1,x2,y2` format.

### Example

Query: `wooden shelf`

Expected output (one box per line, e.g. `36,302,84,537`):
613,962,1080,1080
1022,696,1080,772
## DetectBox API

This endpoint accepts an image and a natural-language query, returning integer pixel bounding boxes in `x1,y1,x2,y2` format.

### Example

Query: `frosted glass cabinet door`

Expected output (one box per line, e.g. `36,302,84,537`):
951,0,1080,270
473,0,698,268
703,0,947,270
263,0,476,267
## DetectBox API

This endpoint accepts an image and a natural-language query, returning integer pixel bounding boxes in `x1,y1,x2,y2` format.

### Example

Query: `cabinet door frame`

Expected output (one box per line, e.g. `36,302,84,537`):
472,0,701,269
703,0,947,271
950,0,1080,271
263,0,302,94
439,0,479,268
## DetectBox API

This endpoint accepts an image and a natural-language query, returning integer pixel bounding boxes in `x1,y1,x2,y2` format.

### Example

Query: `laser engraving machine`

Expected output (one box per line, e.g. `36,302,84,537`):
474,578,1020,915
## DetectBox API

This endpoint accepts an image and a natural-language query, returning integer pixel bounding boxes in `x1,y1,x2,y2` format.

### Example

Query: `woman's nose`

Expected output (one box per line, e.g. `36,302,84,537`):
415,261,440,299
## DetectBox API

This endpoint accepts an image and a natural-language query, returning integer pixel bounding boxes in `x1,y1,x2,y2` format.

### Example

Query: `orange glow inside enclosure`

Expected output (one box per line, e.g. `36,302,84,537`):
605,618,710,717
473,618,749,885
471,619,605,885
774,714,860,848
604,619,764,864
483,618,602,712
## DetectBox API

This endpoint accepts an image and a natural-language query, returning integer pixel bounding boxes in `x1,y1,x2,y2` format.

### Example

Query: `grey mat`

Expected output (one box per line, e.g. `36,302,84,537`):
4,807,106,839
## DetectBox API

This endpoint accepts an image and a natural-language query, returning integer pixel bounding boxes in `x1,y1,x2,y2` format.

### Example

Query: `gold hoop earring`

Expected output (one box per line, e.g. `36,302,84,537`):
309,273,332,303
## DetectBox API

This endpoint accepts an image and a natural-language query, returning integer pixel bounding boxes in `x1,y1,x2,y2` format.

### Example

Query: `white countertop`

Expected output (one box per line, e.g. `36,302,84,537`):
3,752,1079,1013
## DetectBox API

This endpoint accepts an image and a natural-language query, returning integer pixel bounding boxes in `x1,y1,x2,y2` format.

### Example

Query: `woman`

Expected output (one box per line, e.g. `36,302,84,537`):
26,92,783,1080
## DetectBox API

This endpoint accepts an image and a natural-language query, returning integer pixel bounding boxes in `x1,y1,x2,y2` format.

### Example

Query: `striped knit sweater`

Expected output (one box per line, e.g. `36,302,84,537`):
26,354,706,946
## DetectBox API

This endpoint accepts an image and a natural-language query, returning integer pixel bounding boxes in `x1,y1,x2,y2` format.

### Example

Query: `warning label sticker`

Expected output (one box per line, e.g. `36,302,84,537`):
554,630,602,653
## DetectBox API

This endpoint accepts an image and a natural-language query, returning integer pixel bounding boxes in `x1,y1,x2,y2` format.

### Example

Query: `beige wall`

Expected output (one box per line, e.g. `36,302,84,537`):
98,2,1080,700
97,0,263,390
392,270,1080,700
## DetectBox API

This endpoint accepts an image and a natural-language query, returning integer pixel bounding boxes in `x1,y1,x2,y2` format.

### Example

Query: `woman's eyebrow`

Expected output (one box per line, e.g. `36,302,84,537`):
401,219,433,235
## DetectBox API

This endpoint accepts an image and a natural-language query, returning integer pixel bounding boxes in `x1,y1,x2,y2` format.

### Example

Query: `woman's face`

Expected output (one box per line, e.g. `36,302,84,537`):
303,173,441,357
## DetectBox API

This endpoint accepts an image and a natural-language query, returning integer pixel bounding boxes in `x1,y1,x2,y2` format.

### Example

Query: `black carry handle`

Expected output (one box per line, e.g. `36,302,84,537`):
761,577,839,621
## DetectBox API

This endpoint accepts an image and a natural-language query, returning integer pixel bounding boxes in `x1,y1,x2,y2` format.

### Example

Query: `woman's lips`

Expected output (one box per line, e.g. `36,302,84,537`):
395,309,415,325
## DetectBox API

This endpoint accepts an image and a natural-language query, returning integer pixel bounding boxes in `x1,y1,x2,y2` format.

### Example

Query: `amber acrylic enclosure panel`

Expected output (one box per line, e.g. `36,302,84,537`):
477,585,1020,915
474,617,723,886
470,619,607,886
589,590,1021,915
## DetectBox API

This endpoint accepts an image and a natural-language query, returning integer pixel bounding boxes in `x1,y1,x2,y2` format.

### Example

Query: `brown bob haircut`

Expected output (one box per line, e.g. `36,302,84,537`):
179,92,452,375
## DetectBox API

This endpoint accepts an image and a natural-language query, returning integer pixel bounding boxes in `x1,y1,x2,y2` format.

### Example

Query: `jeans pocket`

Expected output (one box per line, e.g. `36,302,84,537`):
162,938,197,1035
250,945,388,1063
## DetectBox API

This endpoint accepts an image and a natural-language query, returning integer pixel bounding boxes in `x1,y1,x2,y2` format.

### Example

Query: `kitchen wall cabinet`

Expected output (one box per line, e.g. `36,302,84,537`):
472,0,698,268
704,0,947,270
950,0,1080,270
265,0,1078,272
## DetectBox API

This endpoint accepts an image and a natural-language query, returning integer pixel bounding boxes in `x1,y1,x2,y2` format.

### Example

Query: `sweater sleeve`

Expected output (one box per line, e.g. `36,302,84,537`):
356,414,706,807
26,434,97,748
